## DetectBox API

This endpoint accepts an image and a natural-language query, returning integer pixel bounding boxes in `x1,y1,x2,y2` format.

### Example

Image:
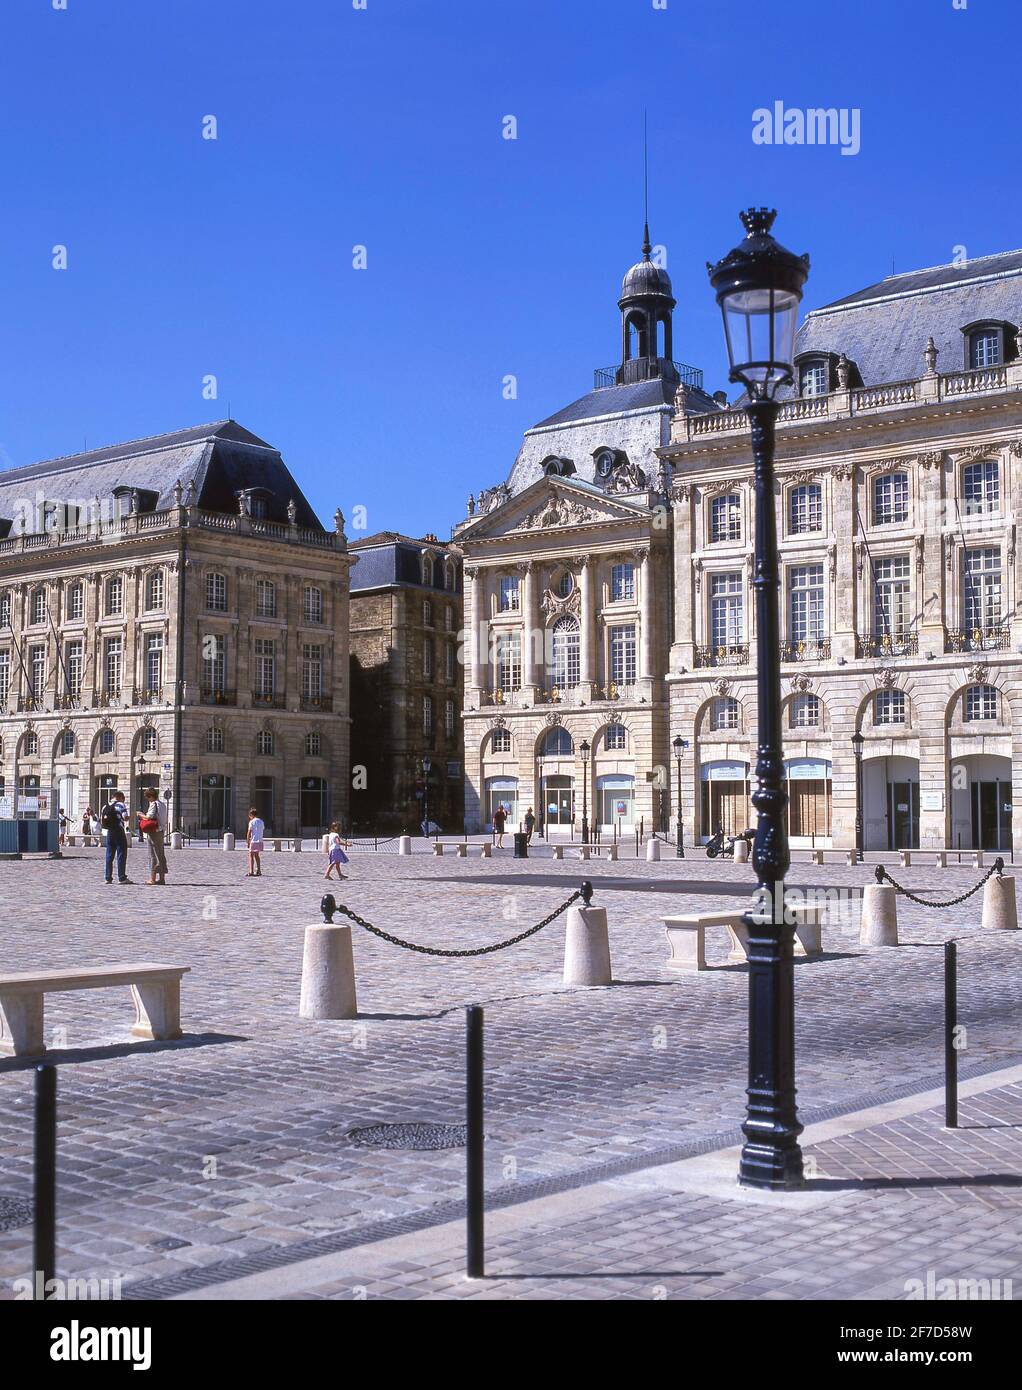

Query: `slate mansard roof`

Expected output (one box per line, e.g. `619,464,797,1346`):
0,419,325,532
793,248,1022,389
349,533,461,594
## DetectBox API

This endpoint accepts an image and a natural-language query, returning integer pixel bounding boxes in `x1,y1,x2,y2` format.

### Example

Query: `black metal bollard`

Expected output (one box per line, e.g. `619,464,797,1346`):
34,1063,57,1298
466,1005,484,1279
944,941,958,1129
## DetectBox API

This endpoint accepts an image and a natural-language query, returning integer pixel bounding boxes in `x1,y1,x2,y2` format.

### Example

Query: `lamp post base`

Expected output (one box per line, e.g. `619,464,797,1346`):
738,1140,805,1190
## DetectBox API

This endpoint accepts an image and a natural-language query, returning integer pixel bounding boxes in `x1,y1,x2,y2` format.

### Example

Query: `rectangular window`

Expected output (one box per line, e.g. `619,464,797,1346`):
963,547,1002,633
422,599,433,626
710,494,741,543
423,640,433,679
146,633,164,693
423,694,433,736
254,638,275,697
711,697,739,730
970,331,1001,369
609,624,636,685
873,555,911,638
873,472,909,526
446,642,456,682
966,685,998,721
788,563,825,643
255,579,276,617
207,573,227,611
68,585,85,621
105,636,122,695
496,632,521,693
709,572,744,649
962,460,999,516
790,694,820,728
30,646,46,701
611,563,635,602
0,651,10,707
303,587,323,623
202,634,225,693
445,698,456,737
105,577,123,616
499,576,520,611
875,690,906,725
65,640,83,699
788,484,822,534
800,362,829,397
302,644,323,700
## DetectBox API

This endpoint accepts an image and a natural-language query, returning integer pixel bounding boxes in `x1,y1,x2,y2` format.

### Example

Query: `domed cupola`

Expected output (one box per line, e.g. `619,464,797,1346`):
616,223,677,386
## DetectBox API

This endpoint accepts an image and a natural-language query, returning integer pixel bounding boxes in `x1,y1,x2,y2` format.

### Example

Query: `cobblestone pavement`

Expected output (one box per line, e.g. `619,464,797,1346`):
178,1070,1022,1301
0,843,1020,1297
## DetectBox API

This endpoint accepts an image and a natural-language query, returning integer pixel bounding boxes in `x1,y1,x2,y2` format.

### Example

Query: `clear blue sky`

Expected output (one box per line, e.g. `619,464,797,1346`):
0,0,1019,539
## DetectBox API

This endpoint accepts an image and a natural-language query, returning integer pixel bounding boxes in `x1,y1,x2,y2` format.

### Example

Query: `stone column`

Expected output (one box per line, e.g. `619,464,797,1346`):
580,555,596,693
522,561,540,697
670,483,695,672
919,453,946,657
637,546,653,684
832,465,856,662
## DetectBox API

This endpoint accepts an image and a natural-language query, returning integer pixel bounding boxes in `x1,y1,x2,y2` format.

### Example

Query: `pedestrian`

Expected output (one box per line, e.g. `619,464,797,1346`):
524,806,536,843
324,822,349,880
58,808,68,847
246,806,265,877
492,804,507,848
82,805,95,844
101,789,131,884
139,787,168,886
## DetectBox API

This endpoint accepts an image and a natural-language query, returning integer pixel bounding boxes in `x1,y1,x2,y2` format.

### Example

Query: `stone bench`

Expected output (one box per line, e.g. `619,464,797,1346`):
662,906,823,973
0,963,190,1057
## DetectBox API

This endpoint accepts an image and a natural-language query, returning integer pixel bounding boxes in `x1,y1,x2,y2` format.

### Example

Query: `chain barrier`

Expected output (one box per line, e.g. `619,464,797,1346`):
344,835,401,848
874,857,1003,909
320,882,594,958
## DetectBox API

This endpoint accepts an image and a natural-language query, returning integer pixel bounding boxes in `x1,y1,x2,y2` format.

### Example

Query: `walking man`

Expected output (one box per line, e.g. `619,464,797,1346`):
102,789,132,884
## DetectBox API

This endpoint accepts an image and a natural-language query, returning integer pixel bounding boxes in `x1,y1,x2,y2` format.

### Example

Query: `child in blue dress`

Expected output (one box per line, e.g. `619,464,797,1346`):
325,822,350,880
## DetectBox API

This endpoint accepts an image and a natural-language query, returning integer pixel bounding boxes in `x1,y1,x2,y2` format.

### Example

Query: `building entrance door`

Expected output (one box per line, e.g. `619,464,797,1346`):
57,774,80,826
971,780,1012,852
887,781,920,849
542,775,574,832
199,775,233,833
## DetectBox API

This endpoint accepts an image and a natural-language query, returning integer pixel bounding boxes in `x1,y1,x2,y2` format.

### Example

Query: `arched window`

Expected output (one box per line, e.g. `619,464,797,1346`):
790,693,820,728
550,616,580,690
105,575,124,616
145,571,165,611
965,684,998,721
31,588,47,624
491,727,512,754
98,729,115,755
422,555,434,587
541,726,573,757
67,583,85,621
142,727,158,753
605,723,627,750
206,726,224,753
711,696,740,730
24,732,39,756
305,732,322,757
257,731,275,756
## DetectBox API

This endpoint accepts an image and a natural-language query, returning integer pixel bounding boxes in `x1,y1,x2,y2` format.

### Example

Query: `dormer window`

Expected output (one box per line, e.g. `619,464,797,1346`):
963,320,1017,370
542,455,576,478
799,359,829,397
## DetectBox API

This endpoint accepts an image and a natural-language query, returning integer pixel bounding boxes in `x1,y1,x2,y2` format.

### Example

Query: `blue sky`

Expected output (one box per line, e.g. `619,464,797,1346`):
0,0,1019,539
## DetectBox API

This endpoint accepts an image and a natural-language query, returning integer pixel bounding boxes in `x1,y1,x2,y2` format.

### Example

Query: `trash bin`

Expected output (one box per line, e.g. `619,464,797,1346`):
513,832,529,859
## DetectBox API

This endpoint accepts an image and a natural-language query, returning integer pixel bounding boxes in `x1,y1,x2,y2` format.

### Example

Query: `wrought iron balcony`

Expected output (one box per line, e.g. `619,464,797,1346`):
54,692,83,710
944,625,1010,653
780,639,831,663
252,691,286,709
95,689,123,708
594,359,704,391
694,644,750,669
136,686,168,706
300,693,332,712
18,695,42,712
855,632,918,659
200,686,237,706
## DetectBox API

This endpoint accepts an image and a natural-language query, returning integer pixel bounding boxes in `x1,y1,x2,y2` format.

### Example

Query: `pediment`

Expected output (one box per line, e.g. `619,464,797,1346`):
459,477,650,541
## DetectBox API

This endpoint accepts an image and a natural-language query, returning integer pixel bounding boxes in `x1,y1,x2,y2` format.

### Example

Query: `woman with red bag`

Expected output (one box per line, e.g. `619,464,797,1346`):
138,787,168,886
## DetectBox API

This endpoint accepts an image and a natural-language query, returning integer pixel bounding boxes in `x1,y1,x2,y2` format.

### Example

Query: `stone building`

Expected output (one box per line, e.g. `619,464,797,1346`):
0,420,352,837
661,249,1022,853
454,227,718,836
348,532,463,831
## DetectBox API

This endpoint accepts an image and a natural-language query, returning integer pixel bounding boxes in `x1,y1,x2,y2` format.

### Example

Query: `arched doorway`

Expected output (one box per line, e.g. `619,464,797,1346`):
484,776,519,831
862,755,919,850
950,754,1012,852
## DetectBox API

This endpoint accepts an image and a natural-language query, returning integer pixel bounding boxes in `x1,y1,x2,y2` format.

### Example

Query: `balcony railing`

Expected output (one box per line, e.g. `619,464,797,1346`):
252,691,287,709
136,686,169,706
95,690,124,708
200,687,237,706
780,639,831,663
945,625,1010,654
594,359,704,391
55,692,83,710
855,632,918,659
300,693,332,712
694,644,750,669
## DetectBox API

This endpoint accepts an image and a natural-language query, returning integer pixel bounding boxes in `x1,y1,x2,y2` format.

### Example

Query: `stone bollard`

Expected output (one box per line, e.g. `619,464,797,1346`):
846,850,857,867
733,838,749,864
223,833,236,851
645,837,661,862
934,850,946,868
272,838,281,852
432,842,444,856
606,844,618,862
552,844,563,861
562,905,612,986
810,848,823,866
299,924,358,1019
170,831,183,851
293,838,302,853
982,873,1018,930
456,843,467,858
973,850,985,869
899,850,912,868
860,883,899,946
479,842,491,859
321,834,330,853
398,835,411,856
578,845,591,861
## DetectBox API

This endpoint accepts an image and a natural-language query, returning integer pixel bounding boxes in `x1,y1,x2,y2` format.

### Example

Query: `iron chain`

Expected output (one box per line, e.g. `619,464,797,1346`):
331,887,587,957
876,857,1003,909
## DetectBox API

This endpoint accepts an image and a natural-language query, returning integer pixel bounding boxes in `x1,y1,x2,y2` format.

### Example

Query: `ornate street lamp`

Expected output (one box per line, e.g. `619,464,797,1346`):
852,731,865,863
580,739,590,845
708,208,809,1191
673,736,687,858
